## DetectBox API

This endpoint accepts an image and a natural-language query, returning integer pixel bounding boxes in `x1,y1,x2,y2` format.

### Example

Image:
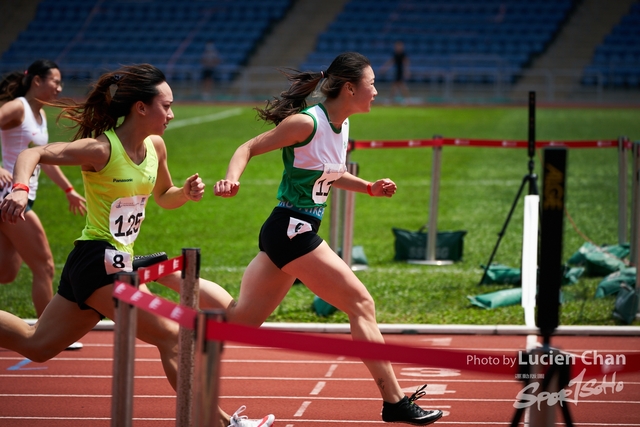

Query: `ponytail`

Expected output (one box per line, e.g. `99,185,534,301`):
51,64,166,139
255,52,371,126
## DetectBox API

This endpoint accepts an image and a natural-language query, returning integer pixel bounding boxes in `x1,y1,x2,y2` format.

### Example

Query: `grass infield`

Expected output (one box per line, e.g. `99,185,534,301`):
2,103,639,326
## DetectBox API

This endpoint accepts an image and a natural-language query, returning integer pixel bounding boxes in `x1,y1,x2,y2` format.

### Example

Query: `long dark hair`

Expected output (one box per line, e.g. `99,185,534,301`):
0,59,60,102
255,52,371,125
51,63,166,139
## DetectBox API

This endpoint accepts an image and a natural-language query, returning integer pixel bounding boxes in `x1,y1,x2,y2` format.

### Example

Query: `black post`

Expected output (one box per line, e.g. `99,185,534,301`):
537,147,567,344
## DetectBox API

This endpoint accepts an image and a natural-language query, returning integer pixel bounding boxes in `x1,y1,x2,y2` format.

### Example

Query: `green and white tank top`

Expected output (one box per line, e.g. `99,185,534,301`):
276,103,349,219
77,129,158,259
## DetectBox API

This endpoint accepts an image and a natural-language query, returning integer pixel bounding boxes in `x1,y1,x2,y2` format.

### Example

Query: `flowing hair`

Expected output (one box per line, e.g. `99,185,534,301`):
0,59,59,102
255,52,371,125
50,64,166,139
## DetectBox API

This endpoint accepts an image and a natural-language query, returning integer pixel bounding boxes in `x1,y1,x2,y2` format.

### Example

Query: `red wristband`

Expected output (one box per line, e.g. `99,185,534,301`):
366,182,374,196
11,183,29,193
64,186,74,194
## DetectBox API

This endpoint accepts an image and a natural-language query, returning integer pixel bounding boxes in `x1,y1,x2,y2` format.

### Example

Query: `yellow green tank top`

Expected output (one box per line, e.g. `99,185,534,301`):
77,129,158,256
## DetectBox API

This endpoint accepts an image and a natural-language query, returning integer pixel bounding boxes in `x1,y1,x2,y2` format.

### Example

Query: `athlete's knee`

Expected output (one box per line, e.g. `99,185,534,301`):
346,293,377,321
26,344,61,363
0,270,19,284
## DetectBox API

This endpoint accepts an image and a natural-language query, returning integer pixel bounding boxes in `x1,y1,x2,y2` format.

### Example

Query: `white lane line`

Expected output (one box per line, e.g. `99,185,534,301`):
294,401,312,417
310,381,326,395
325,363,339,377
166,108,243,130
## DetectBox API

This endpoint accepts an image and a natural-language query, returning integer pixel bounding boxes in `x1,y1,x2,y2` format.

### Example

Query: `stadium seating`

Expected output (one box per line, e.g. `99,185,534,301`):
299,0,574,85
582,2,640,88
0,0,292,83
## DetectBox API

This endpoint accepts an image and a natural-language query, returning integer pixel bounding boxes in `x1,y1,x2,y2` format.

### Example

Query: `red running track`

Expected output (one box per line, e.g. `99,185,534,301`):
0,331,639,426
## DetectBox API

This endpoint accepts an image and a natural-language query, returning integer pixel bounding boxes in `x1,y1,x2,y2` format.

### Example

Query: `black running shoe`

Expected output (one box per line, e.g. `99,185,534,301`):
382,385,443,425
133,252,168,270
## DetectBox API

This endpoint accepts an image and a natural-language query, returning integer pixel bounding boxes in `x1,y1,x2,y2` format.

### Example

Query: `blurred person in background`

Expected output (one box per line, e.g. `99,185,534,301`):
0,59,86,318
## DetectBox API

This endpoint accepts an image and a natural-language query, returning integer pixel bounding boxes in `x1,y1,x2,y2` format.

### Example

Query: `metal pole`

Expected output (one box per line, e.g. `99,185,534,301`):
342,162,367,270
409,140,452,266
111,272,139,427
329,186,342,253
631,142,639,266
618,136,629,245
193,310,225,427
632,142,640,318
176,248,201,427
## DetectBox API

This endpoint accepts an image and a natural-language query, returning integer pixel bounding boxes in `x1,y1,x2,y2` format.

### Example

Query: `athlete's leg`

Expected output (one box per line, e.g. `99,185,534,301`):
0,227,21,283
0,211,55,316
85,283,180,388
283,241,405,403
226,252,296,326
156,272,234,310
0,294,100,362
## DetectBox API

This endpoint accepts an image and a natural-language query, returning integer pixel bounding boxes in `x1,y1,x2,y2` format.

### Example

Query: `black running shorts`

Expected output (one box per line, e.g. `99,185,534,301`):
58,240,119,313
259,207,323,269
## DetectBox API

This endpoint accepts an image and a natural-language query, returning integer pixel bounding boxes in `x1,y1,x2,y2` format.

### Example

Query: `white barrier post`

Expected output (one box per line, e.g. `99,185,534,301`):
111,272,139,427
618,137,629,245
193,309,225,427
176,248,201,427
409,138,452,266
521,195,540,328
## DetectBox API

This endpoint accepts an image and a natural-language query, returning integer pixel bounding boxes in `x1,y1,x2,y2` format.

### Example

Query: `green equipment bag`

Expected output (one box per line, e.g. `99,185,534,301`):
479,264,521,285
595,267,637,298
312,295,338,317
468,287,522,309
392,228,467,261
568,242,629,276
612,283,638,325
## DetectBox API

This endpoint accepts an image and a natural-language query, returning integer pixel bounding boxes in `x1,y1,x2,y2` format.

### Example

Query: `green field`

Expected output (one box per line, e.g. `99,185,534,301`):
2,103,639,326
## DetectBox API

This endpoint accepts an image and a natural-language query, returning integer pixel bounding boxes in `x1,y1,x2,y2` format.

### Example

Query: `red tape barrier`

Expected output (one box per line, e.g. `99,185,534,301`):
113,280,197,330
353,138,628,150
137,256,183,284
112,282,640,379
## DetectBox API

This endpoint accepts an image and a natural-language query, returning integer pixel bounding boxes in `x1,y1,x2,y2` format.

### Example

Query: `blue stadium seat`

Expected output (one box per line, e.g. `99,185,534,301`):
582,2,640,88
0,0,293,82
300,0,574,85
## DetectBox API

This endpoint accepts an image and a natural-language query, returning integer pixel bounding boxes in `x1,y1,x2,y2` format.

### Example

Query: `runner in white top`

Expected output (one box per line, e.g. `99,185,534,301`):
214,52,443,425
0,59,86,316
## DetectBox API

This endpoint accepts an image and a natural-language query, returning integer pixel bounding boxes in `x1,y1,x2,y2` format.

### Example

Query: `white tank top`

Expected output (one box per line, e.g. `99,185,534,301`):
0,97,48,200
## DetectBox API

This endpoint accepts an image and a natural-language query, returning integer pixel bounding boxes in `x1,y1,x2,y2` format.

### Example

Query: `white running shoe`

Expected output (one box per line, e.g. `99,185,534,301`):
65,342,83,350
228,405,275,427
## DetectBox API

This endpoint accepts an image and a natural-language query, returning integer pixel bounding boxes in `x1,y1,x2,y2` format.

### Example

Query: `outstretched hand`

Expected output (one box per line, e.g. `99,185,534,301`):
371,178,397,197
66,189,87,216
213,179,240,198
183,173,205,201
0,190,28,223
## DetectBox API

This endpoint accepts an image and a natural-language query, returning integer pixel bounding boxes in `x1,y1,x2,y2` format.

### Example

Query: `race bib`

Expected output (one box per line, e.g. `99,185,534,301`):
109,195,148,245
287,217,312,239
104,248,133,274
312,163,346,204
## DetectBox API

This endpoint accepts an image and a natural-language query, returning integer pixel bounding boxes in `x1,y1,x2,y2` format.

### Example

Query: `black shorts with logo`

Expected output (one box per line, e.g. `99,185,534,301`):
259,207,323,269
58,240,118,313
